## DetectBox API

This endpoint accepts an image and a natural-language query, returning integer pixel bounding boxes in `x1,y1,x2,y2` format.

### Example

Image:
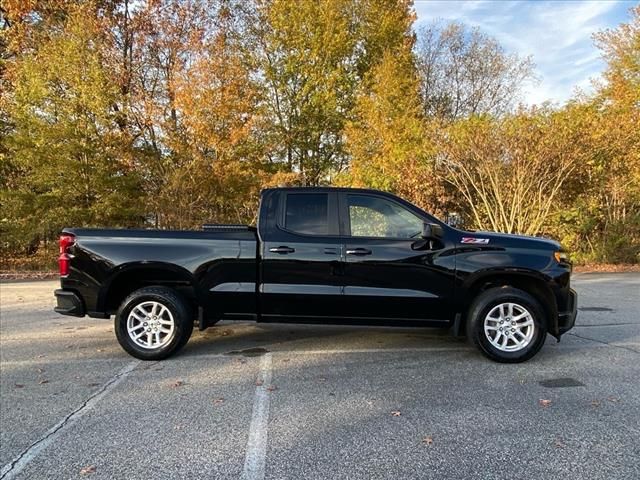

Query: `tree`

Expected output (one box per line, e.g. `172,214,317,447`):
343,47,445,214
439,109,591,236
415,21,535,120
249,0,417,185
559,5,640,262
167,1,267,226
1,2,143,252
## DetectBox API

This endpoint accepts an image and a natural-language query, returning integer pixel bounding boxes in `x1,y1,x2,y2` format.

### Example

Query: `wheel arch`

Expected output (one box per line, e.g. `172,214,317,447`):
97,262,201,315
462,269,559,336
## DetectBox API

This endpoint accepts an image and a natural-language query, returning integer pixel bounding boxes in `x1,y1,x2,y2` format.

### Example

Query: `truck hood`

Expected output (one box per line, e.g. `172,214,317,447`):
459,230,562,251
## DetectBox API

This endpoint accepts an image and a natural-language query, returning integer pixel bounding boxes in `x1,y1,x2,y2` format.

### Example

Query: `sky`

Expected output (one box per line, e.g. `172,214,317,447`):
413,0,636,105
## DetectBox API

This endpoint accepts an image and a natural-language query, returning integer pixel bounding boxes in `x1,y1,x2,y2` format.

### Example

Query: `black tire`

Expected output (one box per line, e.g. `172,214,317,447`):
466,286,547,363
115,286,194,360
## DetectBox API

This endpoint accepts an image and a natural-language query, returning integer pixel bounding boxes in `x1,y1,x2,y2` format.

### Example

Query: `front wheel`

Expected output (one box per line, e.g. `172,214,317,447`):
115,286,194,360
466,287,547,363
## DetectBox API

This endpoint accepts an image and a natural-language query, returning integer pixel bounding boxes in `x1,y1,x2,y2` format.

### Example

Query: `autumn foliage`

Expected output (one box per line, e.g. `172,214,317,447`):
0,1,638,267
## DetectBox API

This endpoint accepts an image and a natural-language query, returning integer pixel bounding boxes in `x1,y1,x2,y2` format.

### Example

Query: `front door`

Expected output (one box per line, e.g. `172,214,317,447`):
339,192,455,322
260,191,345,321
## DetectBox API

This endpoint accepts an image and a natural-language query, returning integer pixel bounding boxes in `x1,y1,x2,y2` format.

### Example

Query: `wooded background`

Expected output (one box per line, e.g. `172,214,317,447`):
1,0,638,269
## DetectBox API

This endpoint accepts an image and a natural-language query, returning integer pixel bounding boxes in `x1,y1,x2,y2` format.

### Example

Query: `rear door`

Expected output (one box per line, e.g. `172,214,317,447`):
339,192,454,322
260,191,345,320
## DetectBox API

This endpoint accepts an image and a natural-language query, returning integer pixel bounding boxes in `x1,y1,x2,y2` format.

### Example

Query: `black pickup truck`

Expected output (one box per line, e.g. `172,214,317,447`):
54,187,577,362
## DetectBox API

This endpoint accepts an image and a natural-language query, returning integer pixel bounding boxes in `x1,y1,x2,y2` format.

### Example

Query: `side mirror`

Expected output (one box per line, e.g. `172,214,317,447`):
422,222,444,239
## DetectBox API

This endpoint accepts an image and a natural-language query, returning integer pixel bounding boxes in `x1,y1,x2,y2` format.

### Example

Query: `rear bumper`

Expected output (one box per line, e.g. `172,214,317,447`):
54,289,85,317
557,288,577,335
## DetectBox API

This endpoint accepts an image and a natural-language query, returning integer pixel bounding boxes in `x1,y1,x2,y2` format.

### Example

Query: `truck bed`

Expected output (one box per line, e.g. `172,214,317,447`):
60,227,258,319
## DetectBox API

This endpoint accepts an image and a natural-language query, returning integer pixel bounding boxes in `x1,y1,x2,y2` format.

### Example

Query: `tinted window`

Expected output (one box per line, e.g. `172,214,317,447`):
285,193,329,235
348,194,423,238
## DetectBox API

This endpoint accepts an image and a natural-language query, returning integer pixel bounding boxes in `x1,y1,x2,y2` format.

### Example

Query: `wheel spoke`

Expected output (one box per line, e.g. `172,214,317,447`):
131,310,146,321
518,318,534,328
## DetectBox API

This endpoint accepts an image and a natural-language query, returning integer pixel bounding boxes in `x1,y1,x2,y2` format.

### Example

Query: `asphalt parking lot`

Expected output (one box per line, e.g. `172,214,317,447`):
1,274,639,480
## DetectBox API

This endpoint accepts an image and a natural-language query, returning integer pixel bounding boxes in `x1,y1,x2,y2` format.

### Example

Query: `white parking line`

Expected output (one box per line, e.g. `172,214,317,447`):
0,361,139,480
241,353,273,480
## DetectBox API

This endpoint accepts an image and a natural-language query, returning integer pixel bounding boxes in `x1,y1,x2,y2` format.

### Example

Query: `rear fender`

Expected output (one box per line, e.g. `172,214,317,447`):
97,262,202,314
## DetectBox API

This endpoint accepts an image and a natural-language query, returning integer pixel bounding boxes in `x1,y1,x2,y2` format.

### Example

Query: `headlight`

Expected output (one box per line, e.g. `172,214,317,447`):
554,251,570,263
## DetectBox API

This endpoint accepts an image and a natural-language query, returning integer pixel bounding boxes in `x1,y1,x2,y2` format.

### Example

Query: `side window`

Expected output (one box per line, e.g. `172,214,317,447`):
347,195,423,238
284,193,329,235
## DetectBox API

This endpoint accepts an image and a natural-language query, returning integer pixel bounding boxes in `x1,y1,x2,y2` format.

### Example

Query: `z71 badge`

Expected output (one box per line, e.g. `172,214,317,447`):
461,237,490,244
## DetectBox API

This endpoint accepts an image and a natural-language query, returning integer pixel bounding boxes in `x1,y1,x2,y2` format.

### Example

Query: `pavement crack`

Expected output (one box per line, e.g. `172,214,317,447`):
0,361,140,480
567,332,640,355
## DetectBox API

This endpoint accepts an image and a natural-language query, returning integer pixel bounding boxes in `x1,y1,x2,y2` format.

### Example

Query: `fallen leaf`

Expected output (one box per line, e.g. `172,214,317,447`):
267,385,278,392
539,399,552,408
607,396,619,403
39,379,49,385
318,377,327,382
79,465,96,475
391,411,402,417
171,381,184,388
255,379,264,386
591,400,601,408
422,436,433,445
36,368,45,374
14,384,24,389
213,397,225,405
282,358,290,363
554,439,565,448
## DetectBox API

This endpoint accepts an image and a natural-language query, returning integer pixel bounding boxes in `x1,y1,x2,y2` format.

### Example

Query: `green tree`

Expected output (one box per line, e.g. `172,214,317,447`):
1,2,142,253
250,0,416,185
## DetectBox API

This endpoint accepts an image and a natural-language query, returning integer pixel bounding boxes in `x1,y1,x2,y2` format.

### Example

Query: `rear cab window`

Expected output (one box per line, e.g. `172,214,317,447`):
284,193,329,235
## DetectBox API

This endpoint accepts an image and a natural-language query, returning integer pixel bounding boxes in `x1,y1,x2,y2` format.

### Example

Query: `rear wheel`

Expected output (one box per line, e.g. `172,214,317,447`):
115,286,193,360
466,287,547,363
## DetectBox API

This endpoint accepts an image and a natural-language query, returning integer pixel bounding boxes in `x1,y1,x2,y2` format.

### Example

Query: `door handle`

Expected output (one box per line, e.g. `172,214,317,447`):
346,248,372,256
269,246,295,254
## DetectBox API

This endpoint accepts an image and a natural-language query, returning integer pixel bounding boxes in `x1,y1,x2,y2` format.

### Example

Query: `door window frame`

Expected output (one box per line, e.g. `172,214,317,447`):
338,192,432,240
276,191,341,238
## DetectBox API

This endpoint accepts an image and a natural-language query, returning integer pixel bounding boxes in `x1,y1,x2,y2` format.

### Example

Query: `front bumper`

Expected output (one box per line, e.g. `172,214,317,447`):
557,288,577,335
54,289,85,317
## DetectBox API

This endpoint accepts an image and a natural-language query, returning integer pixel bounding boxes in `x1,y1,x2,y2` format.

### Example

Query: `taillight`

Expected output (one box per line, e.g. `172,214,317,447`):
59,234,75,276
